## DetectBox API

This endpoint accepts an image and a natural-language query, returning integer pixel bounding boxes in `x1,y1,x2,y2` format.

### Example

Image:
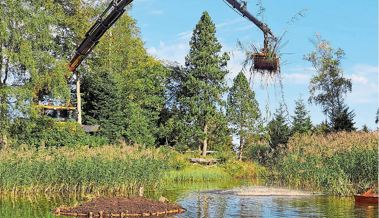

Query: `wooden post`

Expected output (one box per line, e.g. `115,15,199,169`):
76,74,82,125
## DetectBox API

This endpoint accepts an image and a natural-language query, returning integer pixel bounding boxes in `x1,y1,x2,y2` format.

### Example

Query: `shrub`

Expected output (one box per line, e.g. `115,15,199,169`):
10,118,107,148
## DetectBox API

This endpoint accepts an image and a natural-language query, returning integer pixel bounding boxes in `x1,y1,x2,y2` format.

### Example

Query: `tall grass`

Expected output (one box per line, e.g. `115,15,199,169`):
163,165,231,182
275,132,378,196
0,146,165,195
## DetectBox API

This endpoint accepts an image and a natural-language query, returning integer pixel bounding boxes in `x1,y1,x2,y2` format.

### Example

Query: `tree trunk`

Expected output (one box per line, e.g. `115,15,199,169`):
76,76,82,125
202,122,208,157
239,134,244,161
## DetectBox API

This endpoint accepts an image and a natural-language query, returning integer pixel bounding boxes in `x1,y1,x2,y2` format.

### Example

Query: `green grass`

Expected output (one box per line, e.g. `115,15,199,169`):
163,165,231,182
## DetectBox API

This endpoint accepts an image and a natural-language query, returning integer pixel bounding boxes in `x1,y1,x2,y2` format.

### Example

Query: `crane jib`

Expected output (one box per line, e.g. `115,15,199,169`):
68,0,134,72
68,0,274,73
224,0,275,38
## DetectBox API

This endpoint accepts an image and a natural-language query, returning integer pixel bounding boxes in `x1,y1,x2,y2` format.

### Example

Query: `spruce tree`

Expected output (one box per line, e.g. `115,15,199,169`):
82,14,168,146
182,11,229,156
227,72,260,160
329,103,356,132
291,98,312,134
268,104,290,155
82,72,124,142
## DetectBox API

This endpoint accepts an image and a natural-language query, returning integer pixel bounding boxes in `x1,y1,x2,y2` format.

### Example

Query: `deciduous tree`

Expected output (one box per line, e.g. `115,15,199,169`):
305,35,352,130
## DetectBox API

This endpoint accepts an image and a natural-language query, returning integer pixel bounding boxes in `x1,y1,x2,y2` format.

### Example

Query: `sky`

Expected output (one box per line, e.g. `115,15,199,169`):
129,0,378,129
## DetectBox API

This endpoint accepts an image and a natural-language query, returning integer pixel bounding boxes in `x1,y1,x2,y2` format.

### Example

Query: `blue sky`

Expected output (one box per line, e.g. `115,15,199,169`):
129,0,378,129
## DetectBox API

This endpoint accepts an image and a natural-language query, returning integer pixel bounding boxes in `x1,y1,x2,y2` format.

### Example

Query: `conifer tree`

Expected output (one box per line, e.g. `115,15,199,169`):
182,11,229,156
291,98,312,134
329,103,356,132
82,72,124,142
268,104,290,155
82,14,168,146
227,72,260,160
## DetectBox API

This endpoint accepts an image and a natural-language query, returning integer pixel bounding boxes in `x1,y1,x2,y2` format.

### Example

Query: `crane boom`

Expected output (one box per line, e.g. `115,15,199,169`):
68,0,275,73
68,0,134,72
224,0,276,47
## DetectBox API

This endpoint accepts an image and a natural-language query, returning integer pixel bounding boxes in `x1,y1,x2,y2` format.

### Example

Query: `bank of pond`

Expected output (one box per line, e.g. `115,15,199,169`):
0,132,377,198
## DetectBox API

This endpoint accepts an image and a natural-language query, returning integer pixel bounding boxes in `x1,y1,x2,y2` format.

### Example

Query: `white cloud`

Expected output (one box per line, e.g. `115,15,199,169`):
149,10,164,16
283,73,311,84
352,64,378,74
346,64,378,104
216,18,243,28
147,39,189,64
350,74,369,85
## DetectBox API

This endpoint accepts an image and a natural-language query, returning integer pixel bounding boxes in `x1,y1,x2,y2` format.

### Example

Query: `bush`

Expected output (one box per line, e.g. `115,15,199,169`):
10,118,108,148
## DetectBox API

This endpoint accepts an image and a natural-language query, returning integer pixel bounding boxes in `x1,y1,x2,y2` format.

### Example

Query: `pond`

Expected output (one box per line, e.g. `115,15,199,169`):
0,181,377,218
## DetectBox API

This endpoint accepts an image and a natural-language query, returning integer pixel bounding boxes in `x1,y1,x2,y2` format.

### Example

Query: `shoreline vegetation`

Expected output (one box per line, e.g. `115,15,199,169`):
1,1,377,203
0,132,376,197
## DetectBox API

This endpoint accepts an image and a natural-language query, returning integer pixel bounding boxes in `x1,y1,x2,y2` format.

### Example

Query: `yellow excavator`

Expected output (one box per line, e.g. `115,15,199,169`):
39,0,279,125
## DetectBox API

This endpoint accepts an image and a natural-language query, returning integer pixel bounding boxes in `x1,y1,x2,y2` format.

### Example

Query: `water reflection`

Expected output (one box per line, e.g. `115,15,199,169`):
0,184,378,218
175,192,378,218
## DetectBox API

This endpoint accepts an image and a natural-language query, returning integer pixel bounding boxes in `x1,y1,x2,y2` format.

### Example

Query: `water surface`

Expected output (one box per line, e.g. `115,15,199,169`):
0,181,377,218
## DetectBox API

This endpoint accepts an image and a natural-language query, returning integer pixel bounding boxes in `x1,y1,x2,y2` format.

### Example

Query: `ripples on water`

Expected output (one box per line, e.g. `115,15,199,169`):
175,192,378,218
0,183,377,218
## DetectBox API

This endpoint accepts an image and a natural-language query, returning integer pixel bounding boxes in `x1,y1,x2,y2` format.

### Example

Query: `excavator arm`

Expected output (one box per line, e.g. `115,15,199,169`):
68,0,134,72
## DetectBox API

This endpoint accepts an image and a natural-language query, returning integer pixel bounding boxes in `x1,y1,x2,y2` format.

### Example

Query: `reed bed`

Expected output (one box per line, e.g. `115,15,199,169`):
163,165,231,183
275,132,378,196
0,146,165,196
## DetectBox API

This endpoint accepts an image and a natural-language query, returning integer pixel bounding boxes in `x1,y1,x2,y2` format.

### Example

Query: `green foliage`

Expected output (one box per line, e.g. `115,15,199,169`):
267,104,291,156
305,35,352,128
329,103,356,132
291,97,312,134
10,117,107,148
176,11,230,155
223,160,267,179
227,72,261,160
82,13,168,146
82,72,124,142
313,121,330,135
0,146,165,195
276,132,378,195
163,165,231,183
